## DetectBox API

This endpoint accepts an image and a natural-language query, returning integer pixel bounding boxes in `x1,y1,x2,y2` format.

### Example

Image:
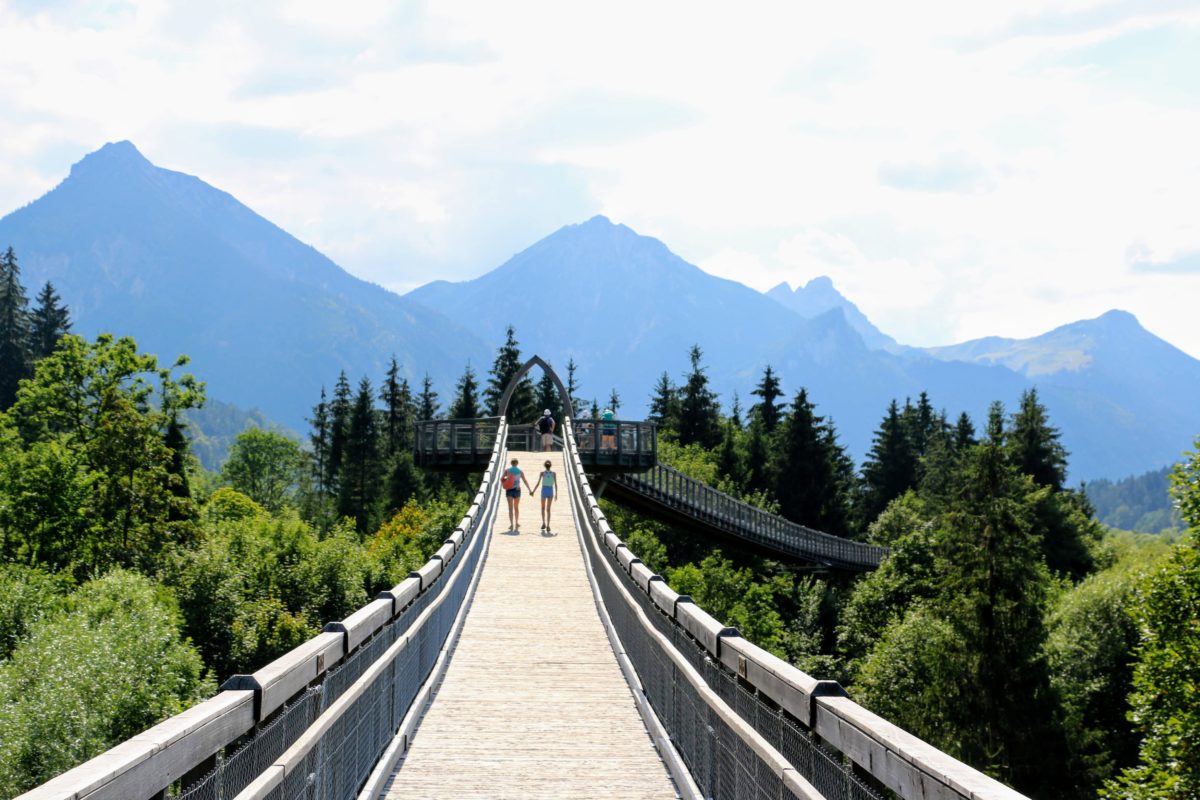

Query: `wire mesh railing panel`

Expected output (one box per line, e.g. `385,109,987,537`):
176,686,322,800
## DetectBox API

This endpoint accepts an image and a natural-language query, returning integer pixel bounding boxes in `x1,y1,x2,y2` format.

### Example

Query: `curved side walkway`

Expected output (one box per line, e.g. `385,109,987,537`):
381,450,678,799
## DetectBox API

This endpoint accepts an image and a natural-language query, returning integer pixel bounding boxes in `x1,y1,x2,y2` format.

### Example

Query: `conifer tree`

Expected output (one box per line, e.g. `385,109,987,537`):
0,246,31,408
860,399,918,525
566,357,583,415
676,345,722,448
717,417,744,489
954,411,977,449
774,388,852,535
327,371,352,489
449,363,482,419
1007,388,1067,491
28,281,71,361
379,356,409,457
648,371,679,430
534,369,559,420
745,417,772,492
484,326,536,422
750,365,784,434
986,400,1006,445
338,377,383,535
608,388,621,415
729,392,743,430
417,373,439,420
309,388,331,498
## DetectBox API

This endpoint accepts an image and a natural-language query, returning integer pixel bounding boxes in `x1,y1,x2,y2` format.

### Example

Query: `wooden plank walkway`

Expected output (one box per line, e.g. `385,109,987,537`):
380,450,679,799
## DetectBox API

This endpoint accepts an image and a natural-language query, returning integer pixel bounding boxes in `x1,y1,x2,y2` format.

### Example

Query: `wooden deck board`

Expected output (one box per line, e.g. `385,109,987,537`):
381,450,678,799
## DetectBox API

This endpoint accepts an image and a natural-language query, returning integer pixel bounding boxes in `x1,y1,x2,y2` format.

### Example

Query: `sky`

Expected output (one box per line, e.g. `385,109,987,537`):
2,0,1199,357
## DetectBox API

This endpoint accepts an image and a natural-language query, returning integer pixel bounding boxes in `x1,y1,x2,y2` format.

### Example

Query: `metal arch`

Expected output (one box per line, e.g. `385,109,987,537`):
498,355,574,419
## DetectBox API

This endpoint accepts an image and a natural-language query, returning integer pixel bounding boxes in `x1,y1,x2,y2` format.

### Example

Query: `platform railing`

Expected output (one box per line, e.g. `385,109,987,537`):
19,420,508,800
563,418,1029,800
611,464,887,570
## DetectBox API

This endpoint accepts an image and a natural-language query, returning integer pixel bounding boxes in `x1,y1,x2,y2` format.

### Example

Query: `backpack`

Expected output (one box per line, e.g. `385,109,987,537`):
537,416,553,434
501,469,517,490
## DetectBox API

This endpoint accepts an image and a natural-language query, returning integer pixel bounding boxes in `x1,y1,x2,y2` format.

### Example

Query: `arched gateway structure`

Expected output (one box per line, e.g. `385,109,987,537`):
498,354,574,418
22,361,1026,800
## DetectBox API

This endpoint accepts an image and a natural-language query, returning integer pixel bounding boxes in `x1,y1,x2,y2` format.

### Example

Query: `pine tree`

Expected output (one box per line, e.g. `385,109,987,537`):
449,363,482,419
566,357,583,415
608,388,621,416
417,373,439,420
162,415,194,523
534,369,559,421
483,325,536,422
905,391,936,457
954,411,977,449
648,371,679,430
28,281,71,361
309,387,332,497
729,392,743,430
676,345,722,448
717,418,744,490
0,246,31,408
338,377,383,535
750,365,784,433
379,356,408,456
327,371,353,489
860,399,918,525
1007,388,1067,491
773,388,852,535
745,417,772,492
986,400,1006,445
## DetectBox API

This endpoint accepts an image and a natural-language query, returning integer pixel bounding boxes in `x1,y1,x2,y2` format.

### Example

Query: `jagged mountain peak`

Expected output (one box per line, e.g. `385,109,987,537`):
765,275,897,352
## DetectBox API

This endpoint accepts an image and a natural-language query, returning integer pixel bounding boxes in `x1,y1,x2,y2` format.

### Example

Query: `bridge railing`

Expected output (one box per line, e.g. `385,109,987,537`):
20,419,509,800
413,416,501,465
562,418,1029,800
611,465,887,570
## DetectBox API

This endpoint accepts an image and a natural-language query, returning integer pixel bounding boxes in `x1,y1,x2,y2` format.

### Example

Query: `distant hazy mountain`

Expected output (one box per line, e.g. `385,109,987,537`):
0,142,489,430
924,310,1200,481
409,216,1200,481
765,277,898,351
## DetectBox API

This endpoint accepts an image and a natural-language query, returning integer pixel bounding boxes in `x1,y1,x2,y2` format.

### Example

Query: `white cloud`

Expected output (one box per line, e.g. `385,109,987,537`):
2,0,1200,358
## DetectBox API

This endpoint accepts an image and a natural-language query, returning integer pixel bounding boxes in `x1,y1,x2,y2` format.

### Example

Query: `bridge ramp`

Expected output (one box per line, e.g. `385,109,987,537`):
382,450,678,799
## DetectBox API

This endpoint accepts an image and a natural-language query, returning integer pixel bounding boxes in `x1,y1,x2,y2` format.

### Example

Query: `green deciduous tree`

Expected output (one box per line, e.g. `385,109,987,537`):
0,334,203,576
0,570,212,795
1105,441,1200,798
221,428,303,513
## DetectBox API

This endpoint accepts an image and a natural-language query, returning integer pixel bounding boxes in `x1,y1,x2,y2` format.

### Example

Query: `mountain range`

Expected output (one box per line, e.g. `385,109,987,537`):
0,142,489,430
2,143,1197,482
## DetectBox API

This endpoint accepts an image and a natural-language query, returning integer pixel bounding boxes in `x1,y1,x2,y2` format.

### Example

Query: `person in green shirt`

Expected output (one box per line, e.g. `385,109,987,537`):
532,459,557,532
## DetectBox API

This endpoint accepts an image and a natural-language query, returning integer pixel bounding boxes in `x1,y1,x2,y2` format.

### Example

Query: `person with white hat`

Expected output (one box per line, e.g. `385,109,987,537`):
536,408,556,451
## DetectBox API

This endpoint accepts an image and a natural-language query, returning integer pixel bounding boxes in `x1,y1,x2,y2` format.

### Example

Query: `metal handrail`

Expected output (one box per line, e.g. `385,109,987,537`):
612,465,886,570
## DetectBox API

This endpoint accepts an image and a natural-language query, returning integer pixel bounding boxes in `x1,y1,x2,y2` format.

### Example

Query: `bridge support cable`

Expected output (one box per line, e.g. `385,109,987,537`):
563,419,1031,800
20,422,508,800
608,465,887,571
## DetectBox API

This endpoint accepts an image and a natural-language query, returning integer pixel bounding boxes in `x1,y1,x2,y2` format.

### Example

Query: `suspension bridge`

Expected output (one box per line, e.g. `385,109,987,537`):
21,357,1026,800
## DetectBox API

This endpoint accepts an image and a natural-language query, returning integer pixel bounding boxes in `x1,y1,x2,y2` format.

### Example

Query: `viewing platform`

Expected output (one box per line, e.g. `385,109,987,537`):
414,416,658,473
